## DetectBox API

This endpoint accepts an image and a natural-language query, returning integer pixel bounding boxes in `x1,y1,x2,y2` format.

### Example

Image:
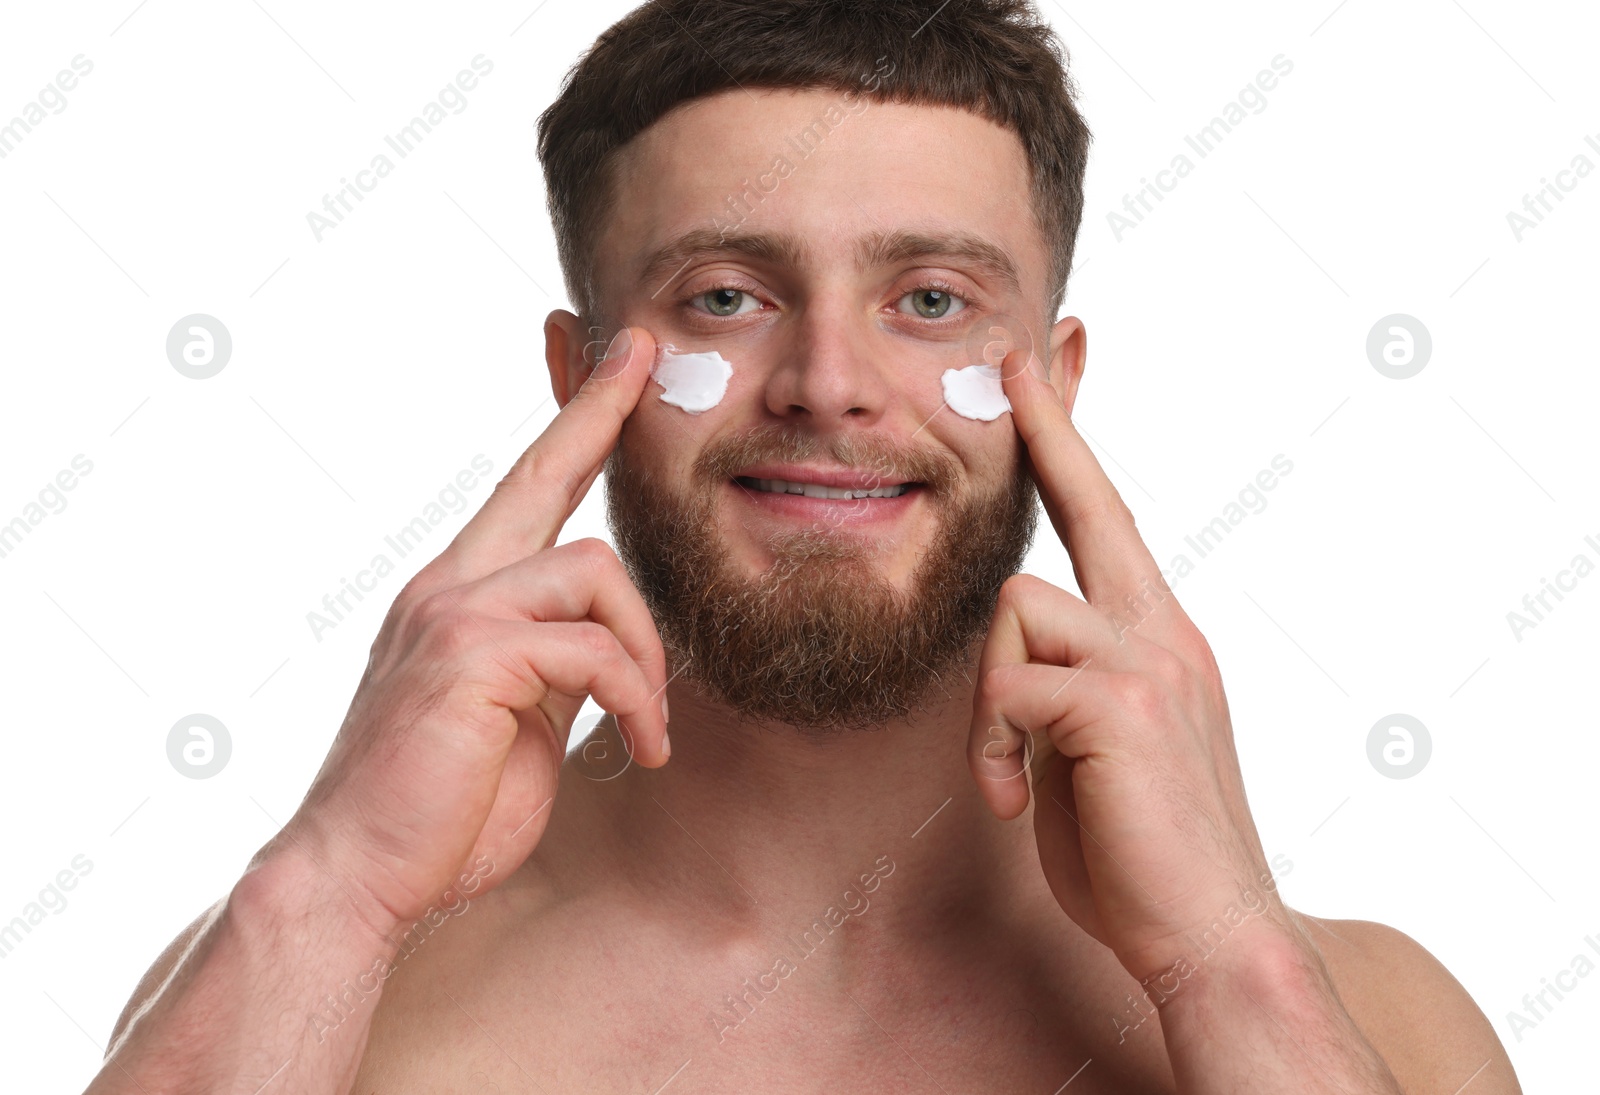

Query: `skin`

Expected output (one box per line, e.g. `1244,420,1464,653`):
89,89,1520,1094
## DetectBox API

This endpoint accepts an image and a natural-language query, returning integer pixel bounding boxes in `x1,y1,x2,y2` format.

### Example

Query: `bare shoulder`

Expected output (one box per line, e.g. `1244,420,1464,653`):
1302,914,1522,1094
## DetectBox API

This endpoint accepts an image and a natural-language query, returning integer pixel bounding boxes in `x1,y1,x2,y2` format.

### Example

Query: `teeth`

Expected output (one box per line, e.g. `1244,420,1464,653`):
745,477,910,499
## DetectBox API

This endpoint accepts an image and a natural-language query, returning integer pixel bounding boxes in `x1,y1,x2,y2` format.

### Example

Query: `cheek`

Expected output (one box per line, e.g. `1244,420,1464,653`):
899,331,1019,427
896,364,953,421
925,419,1022,498
624,379,731,481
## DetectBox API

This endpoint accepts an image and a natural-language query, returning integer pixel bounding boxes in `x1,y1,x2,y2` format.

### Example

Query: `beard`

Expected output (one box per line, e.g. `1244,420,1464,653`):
604,423,1039,734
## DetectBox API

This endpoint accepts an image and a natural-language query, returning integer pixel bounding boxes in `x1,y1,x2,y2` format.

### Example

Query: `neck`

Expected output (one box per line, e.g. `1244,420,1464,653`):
542,659,1045,956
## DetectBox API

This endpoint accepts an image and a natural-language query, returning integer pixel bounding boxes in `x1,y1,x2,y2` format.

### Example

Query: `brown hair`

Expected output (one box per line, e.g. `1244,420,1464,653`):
536,0,1092,331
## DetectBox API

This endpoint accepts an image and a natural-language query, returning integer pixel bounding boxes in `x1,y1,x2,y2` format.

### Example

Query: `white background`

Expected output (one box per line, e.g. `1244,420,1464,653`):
1,0,1595,1090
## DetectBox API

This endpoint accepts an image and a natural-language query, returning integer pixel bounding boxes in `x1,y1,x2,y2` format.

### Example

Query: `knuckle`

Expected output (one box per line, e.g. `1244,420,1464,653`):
389,570,442,624
574,621,622,664
413,589,463,629
1145,644,1188,686
1162,625,1222,702
976,667,1011,709
569,536,619,571
1113,673,1166,721
408,593,485,661
997,574,1041,611
478,456,533,515
501,443,541,489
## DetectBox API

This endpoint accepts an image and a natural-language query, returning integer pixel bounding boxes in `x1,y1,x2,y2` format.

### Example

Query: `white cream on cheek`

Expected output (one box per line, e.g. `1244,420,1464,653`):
651,342,734,414
940,363,1012,421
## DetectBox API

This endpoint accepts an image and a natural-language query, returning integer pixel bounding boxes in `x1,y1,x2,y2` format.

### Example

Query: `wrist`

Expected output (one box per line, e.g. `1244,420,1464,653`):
238,822,406,959
1151,911,1318,1018
1119,872,1301,988
1148,913,1402,1092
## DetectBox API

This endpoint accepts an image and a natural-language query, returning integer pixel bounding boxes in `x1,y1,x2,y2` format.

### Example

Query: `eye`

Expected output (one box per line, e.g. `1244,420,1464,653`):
696,287,761,317
897,284,968,320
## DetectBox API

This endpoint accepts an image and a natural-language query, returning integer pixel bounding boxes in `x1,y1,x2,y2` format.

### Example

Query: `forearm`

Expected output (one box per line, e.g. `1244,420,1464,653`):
1155,913,1403,1094
86,844,402,1095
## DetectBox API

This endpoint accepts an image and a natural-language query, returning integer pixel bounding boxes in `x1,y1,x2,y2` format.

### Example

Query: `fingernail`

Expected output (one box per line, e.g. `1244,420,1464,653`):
661,694,670,723
592,327,633,381
1027,350,1049,384
660,729,672,758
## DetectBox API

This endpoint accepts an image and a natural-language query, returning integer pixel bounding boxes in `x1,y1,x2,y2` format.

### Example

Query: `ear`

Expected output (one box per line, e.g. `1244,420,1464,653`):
1046,315,1087,418
545,308,603,409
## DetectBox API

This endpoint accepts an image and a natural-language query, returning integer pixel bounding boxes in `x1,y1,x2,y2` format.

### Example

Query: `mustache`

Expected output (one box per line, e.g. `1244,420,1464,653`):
692,424,963,496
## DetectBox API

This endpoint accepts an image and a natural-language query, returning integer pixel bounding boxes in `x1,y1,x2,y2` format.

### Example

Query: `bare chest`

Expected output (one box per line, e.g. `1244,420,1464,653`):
349,905,1176,1094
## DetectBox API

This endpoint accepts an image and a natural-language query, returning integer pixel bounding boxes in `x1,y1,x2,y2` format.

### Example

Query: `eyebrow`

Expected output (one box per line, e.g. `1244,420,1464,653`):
639,226,1022,299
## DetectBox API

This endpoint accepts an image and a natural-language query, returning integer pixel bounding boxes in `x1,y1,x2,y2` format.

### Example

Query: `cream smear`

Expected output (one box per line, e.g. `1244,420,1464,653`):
651,343,733,414
940,363,1012,421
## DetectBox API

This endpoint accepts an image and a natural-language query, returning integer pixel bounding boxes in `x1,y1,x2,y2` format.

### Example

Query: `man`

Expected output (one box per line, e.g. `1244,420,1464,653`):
88,1,1519,1091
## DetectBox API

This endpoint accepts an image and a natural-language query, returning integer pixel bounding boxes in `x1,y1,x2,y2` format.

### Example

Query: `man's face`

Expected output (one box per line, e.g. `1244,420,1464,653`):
578,88,1067,730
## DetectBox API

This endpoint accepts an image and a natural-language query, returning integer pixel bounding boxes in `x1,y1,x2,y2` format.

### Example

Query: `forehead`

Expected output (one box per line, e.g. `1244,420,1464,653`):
595,87,1044,296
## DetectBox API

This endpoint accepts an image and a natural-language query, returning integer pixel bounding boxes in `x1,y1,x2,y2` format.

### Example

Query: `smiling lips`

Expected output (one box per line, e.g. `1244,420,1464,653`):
737,476,911,500
732,464,919,502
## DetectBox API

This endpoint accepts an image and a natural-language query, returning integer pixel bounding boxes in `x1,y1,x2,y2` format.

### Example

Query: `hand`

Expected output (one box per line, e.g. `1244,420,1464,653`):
281,326,671,937
966,344,1286,984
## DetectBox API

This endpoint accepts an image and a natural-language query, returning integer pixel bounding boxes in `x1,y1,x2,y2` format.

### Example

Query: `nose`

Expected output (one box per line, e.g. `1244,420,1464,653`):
761,292,894,426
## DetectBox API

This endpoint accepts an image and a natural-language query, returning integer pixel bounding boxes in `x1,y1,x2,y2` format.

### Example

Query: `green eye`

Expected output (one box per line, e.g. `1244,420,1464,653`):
702,288,749,316
902,287,966,319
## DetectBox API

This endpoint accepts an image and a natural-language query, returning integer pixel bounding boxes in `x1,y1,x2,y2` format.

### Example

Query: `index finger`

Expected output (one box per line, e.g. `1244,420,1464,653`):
998,343,1168,611
434,325,657,586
